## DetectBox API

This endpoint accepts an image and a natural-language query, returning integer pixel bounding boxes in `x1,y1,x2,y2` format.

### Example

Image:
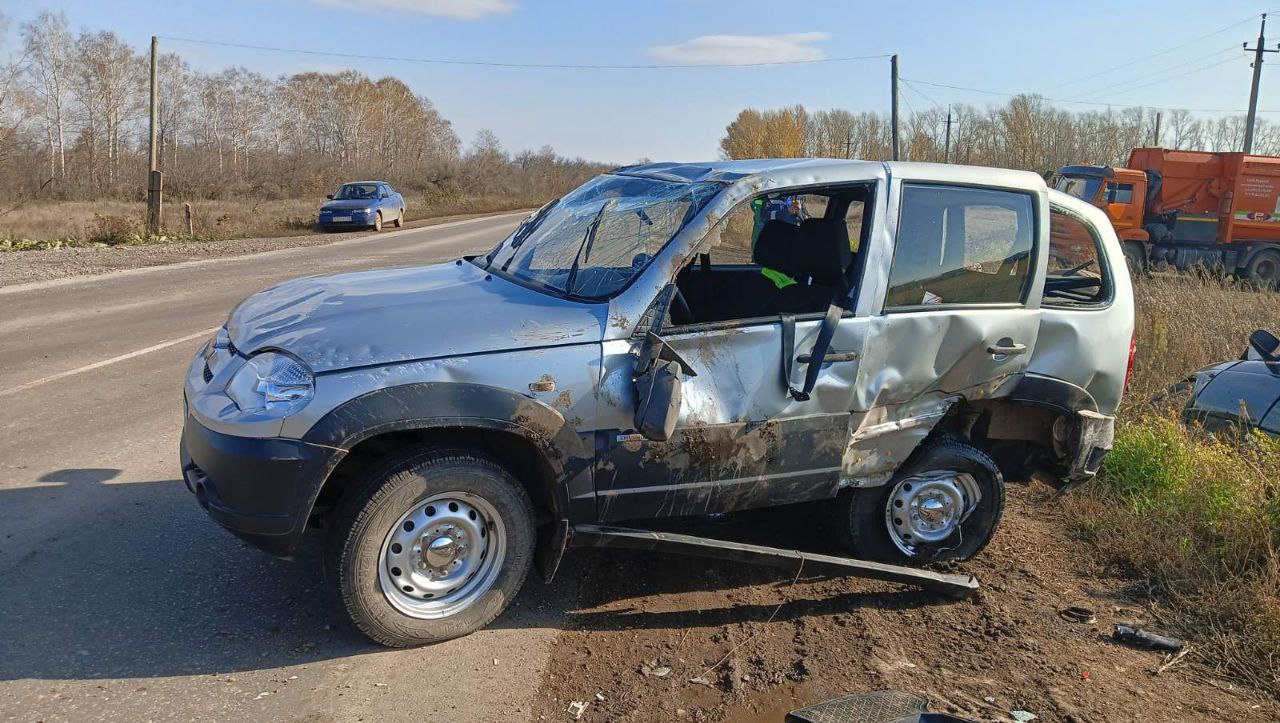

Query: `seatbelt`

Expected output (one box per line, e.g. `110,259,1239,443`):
780,313,801,399
779,293,846,402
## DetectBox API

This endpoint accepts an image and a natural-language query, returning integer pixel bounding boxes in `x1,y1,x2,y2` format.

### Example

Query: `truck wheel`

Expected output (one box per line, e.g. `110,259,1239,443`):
1122,242,1146,276
1247,249,1280,288
836,438,1005,564
326,449,535,647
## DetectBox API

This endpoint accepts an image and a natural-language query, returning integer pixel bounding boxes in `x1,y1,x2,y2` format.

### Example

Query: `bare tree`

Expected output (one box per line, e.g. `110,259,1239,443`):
21,11,73,182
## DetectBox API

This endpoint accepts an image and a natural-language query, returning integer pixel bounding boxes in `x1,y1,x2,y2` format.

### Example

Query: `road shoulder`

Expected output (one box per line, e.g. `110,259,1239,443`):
0,210,528,290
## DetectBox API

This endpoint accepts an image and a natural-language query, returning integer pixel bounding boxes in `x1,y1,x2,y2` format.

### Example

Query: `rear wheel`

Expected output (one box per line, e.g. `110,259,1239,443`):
837,438,1005,564
393,209,404,228
326,449,535,647
1122,242,1146,276
1246,249,1280,288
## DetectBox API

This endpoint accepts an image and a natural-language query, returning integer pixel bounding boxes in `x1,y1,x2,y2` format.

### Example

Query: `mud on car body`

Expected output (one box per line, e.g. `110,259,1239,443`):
181,159,1134,647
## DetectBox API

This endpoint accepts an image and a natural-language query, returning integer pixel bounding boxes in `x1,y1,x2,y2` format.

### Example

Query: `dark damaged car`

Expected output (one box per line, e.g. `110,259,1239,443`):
181,160,1135,646
1177,329,1280,436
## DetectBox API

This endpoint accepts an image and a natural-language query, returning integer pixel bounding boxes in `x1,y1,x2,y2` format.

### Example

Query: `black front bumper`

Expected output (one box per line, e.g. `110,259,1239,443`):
181,416,340,556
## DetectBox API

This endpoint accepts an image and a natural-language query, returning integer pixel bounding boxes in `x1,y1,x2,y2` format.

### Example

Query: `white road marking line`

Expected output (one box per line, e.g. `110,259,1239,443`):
0,326,220,398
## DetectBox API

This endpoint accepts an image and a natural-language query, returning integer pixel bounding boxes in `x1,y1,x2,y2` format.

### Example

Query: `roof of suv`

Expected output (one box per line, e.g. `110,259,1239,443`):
614,159,1046,191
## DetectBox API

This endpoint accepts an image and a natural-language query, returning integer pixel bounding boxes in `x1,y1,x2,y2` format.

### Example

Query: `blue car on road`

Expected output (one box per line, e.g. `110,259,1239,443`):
318,181,405,231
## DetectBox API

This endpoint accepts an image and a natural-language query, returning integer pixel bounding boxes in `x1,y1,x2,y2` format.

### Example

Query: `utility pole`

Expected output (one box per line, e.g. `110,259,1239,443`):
1243,14,1279,154
843,132,853,159
147,35,162,235
890,55,900,161
1152,111,1162,147
943,106,954,163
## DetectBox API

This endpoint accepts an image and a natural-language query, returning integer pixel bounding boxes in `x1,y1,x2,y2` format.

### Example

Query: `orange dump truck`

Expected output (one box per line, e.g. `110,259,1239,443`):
1055,148,1280,283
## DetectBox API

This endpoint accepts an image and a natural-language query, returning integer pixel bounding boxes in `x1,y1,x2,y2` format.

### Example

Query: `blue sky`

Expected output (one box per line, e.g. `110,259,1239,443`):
2,0,1277,162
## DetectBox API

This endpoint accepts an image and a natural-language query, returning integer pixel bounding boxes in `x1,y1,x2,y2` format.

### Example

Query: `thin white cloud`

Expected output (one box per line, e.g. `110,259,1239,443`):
312,0,516,20
648,32,830,65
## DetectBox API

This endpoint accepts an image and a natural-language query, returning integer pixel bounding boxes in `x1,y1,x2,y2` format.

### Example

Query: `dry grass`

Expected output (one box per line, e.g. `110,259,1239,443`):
0,193,542,248
1125,272,1280,405
1063,272,1280,696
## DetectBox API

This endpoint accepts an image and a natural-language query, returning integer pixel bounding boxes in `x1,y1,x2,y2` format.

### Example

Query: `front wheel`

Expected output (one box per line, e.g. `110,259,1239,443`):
326,450,535,647
372,211,383,231
836,438,1005,564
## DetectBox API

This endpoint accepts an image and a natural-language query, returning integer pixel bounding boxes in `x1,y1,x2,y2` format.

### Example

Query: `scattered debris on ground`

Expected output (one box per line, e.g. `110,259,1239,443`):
534,484,1277,722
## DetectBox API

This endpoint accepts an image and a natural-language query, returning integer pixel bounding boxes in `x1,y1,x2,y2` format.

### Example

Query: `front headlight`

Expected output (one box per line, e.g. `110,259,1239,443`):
224,351,314,416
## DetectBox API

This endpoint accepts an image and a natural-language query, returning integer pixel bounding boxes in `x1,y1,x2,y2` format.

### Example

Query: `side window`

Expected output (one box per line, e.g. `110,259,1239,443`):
1104,182,1133,204
698,192,832,265
1043,206,1111,306
845,200,865,252
667,187,868,327
885,184,1035,308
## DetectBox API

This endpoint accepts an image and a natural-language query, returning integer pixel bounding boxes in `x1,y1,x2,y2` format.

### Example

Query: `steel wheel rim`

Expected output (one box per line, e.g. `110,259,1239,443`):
884,471,980,557
378,491,506,619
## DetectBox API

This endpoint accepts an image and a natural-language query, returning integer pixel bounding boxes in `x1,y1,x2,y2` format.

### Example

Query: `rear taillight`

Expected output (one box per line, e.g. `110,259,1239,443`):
1124,332,1137,392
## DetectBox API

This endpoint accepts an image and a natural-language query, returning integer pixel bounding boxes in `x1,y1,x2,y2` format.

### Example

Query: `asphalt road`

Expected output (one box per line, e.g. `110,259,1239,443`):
0,214,582,722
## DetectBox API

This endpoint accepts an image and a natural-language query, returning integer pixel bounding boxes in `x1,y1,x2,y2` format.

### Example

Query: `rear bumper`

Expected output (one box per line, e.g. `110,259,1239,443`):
181,415,339,556
1055,409,1115,491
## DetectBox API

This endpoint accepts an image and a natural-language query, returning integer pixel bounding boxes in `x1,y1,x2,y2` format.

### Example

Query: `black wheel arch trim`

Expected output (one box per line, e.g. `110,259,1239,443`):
301,380,590,527
1005,372,1099,416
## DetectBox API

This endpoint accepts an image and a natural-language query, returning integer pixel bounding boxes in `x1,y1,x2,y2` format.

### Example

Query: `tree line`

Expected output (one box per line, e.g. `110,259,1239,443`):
0,11,606,203
720,97,1280,173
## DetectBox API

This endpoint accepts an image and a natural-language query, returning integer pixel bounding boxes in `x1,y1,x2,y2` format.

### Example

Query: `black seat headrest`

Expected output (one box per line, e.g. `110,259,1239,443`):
752,218,853,289
795,218,852,288
751,220,799,275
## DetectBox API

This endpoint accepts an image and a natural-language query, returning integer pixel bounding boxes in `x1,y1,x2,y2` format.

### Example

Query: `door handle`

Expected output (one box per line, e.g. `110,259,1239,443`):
986,342,1027,356
797,350,859,364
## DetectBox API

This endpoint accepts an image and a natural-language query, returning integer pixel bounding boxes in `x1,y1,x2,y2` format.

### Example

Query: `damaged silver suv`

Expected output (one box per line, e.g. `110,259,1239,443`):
181,160,1134,647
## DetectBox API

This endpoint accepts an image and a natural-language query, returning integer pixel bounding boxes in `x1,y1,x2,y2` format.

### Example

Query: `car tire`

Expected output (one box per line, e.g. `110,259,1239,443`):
1246,249,1280,288
394,209,404,228
326,448,536,647
1122,242,1146,276
373,211,383,232
836,437,1005,564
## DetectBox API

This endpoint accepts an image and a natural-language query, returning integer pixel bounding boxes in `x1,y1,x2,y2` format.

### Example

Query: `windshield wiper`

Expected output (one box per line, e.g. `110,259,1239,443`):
564,199,615,296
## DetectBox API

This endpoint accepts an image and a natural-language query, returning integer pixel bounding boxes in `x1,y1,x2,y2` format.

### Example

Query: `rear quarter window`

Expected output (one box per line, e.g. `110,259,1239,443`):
1043,206,1112,307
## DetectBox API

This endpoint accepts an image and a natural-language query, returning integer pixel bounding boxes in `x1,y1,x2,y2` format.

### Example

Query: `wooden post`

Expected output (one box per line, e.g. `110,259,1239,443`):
147,36,162,234
184,202,193,236
890,55,900,161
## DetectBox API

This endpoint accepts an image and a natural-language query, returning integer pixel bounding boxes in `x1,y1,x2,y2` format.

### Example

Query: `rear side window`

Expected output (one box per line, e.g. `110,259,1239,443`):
885,184,1035,309
1043,206,1112,307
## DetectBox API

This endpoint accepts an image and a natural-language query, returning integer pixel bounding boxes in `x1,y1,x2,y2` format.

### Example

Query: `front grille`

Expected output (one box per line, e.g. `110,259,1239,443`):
226,339,239,357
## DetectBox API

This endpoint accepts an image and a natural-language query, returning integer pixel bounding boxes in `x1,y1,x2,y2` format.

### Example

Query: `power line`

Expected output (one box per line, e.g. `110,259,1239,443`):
902,76,1280,114
1090,55,1242,101
901,78,942,109
157,35,892,69
1042,12,1263,90
1063,44,1240,100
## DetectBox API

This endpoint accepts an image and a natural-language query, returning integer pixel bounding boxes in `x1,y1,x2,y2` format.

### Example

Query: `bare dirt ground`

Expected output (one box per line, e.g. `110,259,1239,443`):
534,484,1277,722
0,210,524,288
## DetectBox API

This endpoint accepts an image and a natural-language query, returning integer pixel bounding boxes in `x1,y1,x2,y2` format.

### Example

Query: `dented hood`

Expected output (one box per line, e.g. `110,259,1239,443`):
227,260,607,372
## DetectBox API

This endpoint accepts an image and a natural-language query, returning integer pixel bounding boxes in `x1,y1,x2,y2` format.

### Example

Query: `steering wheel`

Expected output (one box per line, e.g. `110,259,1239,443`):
670,286,693,325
